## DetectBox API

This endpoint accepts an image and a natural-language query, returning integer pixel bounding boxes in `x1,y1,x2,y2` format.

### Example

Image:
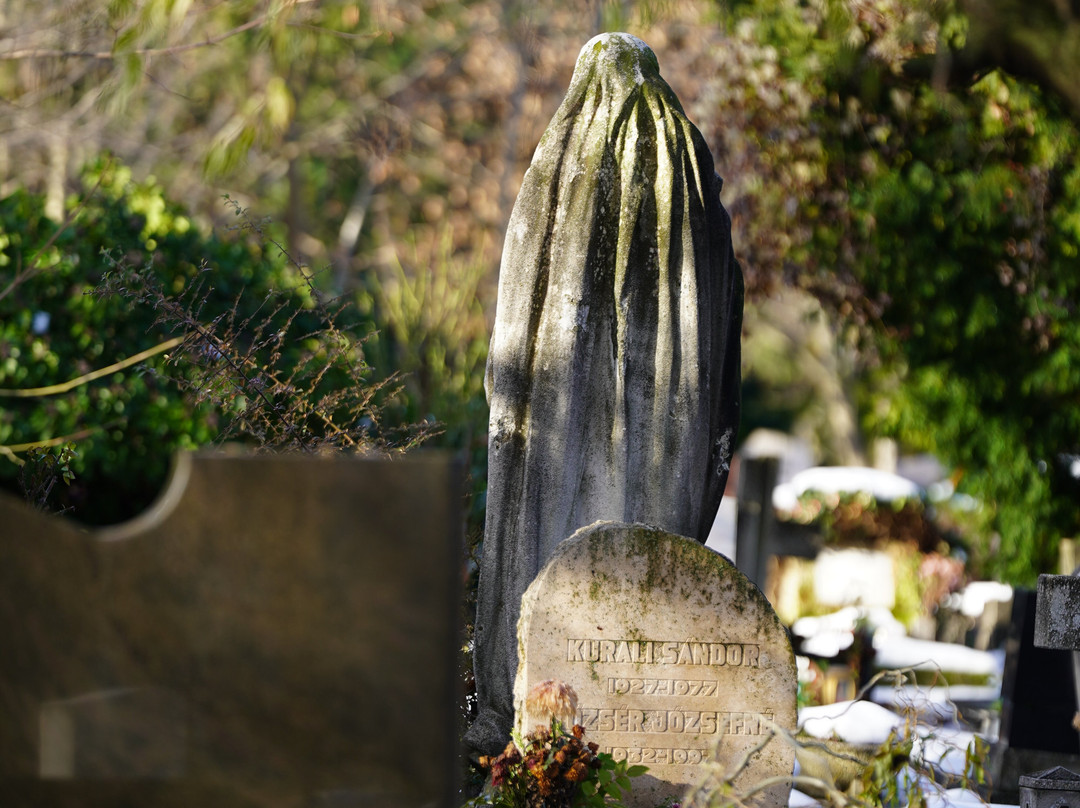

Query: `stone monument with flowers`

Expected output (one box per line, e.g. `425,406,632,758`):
473,680,646,808
467,31,796,808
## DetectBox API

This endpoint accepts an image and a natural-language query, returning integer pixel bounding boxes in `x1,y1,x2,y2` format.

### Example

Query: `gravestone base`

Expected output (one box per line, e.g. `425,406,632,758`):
992,747,1080,806
515,522,797,808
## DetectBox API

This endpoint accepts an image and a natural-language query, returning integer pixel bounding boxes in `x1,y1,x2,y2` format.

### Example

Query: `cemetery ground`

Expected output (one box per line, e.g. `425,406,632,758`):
693,441,1079,808
470,436,1080,808
466,445,1079,808
2,142,1073,808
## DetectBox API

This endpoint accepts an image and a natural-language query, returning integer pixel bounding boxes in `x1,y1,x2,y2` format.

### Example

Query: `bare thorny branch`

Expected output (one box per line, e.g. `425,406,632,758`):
685,667,991,808
91,197,439,456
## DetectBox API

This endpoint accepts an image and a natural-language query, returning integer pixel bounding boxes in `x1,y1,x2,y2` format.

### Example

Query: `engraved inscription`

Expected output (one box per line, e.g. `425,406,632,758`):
606,746,708,765
567,639,760,667
516,525,798,807
578,707,774,736
607,677,718,697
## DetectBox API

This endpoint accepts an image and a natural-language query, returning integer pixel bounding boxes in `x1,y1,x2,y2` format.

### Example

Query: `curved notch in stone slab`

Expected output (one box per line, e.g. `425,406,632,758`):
514,522,795,808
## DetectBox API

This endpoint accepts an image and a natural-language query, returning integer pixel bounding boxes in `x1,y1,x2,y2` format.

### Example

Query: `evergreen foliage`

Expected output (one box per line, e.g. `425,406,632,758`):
0,161,416,524
725,0,1080,581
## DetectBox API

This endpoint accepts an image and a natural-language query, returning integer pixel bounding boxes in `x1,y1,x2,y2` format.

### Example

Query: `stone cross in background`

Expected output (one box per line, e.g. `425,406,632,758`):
468,32,744,757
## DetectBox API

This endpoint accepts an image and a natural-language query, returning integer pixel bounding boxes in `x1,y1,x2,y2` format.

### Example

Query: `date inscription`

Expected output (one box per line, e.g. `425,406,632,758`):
607,677,718,697
606,746,708,765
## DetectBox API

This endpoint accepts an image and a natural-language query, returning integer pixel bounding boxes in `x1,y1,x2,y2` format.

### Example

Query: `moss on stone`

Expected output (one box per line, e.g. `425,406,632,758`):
475,23,744,755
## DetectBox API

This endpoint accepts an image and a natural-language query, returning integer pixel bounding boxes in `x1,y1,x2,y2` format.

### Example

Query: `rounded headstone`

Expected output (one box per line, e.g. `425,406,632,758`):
515,522,796,808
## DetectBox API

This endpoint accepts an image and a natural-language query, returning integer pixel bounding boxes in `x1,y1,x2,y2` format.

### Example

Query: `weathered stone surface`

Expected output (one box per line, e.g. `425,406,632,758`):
1020,765,1080,808
515,522,796,808
1034,573,1080,649
0,451,462,808
39,687,187,779
470,31,744,755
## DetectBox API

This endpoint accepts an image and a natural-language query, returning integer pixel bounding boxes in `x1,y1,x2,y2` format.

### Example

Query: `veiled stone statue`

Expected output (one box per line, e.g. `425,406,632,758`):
466,32,744,756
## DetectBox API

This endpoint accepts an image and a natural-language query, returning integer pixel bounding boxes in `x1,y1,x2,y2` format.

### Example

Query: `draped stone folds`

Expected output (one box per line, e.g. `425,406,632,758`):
466,33,744,757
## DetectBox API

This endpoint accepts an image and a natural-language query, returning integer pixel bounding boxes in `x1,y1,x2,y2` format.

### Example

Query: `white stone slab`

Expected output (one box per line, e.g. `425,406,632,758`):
515,522,797,808
813,548,895,609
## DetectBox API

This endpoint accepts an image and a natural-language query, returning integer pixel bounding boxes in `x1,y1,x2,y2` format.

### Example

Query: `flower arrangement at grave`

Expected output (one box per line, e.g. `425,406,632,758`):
468,680,646,808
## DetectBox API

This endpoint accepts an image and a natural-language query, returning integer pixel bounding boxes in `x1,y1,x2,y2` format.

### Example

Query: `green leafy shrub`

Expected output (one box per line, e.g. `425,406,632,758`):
722,0,1080,584
15,442,78,514
0,160,421,523
357,226,491,535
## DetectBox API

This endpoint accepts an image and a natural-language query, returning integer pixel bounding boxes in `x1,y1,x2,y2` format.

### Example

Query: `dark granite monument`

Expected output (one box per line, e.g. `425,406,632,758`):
0,451,462,808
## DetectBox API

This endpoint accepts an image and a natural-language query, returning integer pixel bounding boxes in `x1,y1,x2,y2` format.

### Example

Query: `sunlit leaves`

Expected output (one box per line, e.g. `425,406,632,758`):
0,163,298,524
724,0,1080,581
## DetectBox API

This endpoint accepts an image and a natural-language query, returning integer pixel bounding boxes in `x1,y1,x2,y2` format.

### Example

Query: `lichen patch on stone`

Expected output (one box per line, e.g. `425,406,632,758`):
577,32,659,87
471,30,743,760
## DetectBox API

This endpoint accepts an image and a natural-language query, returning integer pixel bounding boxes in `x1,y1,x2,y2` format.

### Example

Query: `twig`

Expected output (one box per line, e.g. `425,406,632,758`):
738,774,853,806
0,17,267,61
0,2,347,63
723,726,781,781
0,427,99,466
0,335,185,398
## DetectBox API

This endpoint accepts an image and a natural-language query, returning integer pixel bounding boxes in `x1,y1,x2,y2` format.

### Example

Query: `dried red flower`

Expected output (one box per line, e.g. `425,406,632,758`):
566,761,589,783
476,713,609,808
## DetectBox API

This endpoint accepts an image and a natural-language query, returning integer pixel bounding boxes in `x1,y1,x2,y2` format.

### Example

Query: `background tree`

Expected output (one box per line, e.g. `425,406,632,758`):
0,0,698,529
718,0,1080,581
0,161,423,523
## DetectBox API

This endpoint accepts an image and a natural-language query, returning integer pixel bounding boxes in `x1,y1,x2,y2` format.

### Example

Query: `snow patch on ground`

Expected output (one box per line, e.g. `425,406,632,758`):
873,635,1001,676
798,700,903,746
773,465,923,511
793,702,1008,807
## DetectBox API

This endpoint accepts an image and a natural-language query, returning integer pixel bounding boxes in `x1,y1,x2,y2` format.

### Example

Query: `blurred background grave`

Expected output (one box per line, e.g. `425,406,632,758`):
716,432,1080,802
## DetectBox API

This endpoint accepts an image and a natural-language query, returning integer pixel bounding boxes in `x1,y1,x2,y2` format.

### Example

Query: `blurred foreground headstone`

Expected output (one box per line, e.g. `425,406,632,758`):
0,451,462,808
